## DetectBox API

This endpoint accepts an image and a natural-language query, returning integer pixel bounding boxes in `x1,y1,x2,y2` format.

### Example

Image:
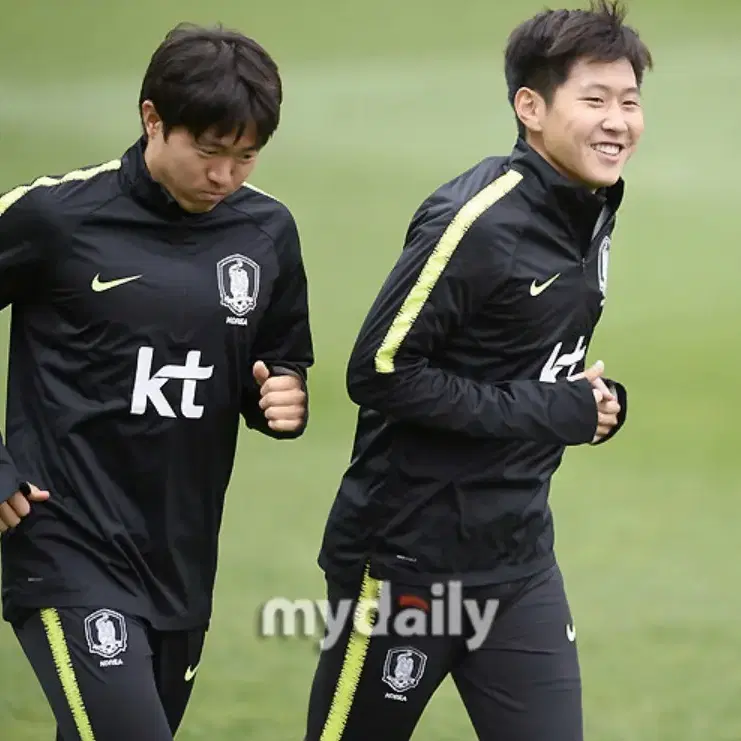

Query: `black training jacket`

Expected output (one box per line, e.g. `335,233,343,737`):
318,137,627,587
0,137,313,629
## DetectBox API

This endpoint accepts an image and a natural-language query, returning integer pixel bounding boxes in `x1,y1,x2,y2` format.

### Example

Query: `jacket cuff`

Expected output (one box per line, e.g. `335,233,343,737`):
0,466,23,505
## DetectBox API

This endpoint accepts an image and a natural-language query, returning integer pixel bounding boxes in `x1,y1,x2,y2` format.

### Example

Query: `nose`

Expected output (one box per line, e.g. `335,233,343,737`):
602,102,629,134
207,158,234,189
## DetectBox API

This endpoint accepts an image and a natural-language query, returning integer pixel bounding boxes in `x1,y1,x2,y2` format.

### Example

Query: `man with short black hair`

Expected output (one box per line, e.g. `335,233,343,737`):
304,2,651,739
0,23,313,740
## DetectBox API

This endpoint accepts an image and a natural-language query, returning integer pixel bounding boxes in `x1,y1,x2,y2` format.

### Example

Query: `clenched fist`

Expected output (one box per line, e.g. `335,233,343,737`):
253,361,307,433
0,483,50,533
581,360,621,443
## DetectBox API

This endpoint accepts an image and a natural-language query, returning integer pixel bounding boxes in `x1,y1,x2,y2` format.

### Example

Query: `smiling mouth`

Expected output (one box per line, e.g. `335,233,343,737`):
591,143,625,157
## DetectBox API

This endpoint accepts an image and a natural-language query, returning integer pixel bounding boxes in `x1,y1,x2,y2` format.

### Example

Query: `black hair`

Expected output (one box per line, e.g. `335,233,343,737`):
138,22,282,147
505,1,653,136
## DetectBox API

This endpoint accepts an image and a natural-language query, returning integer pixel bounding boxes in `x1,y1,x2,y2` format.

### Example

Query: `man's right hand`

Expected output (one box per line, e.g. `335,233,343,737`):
581,361,621,443
0,483,50,533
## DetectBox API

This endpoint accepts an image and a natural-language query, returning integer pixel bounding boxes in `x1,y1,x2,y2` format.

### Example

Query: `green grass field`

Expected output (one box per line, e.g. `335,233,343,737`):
1,0,739,738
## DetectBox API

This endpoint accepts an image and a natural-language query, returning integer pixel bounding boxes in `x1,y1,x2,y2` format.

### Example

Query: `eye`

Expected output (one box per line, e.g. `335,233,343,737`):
623,100,641,109
582,97,604,105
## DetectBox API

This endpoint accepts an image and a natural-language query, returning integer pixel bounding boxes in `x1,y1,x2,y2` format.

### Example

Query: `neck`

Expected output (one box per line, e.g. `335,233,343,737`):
143,138,165,188
141,138,195,211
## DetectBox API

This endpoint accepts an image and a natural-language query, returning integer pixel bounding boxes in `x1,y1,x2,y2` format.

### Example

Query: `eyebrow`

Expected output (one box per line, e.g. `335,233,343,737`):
198,137,258,153
582,83,640,95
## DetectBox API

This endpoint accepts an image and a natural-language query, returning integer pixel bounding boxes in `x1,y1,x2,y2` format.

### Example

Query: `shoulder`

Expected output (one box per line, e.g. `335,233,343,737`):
404,157,526,250
226,181,297,238
1,159,122,225
224,182,303,266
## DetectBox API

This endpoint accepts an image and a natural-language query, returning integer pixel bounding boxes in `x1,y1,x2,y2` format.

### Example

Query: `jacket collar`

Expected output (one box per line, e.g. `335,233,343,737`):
508,137,624,242
119,136,209,221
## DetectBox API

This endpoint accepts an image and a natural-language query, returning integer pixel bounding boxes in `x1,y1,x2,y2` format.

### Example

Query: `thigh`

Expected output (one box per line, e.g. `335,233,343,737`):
305,573,461,741
452,566,582,741
13,606,174,741
152,626,207,735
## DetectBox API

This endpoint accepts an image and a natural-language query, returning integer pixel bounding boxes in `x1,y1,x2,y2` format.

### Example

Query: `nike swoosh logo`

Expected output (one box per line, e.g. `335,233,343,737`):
529,273,561,297
91,273,142,292
184,663,199,682
566,623,576,642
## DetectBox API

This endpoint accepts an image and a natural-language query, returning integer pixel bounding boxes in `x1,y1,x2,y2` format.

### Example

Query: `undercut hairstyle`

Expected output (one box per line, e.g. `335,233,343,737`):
139,22,283,147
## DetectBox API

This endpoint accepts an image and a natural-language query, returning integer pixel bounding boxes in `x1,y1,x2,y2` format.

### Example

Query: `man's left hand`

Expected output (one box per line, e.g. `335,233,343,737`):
253,361,307,432
574,360,622,443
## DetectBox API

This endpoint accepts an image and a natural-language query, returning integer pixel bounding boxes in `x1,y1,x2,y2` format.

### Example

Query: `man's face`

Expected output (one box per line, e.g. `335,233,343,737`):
142,105,260,213
529,58,645,189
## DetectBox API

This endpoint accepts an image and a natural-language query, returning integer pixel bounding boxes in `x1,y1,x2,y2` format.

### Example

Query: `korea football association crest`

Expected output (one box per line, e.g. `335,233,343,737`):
597,235,610,300
382,647,427,693
217,254,260,319
84,608,127,659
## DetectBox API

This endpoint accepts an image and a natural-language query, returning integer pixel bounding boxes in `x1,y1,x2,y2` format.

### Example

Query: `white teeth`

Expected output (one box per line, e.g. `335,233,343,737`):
593,143,622,156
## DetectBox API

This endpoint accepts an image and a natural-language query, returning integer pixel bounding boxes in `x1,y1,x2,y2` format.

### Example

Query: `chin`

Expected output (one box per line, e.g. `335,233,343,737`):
581,167,623,190
182,198,216,214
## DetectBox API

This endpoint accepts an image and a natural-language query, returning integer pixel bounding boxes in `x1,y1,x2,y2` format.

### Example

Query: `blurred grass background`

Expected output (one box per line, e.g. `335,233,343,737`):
0,0,738,738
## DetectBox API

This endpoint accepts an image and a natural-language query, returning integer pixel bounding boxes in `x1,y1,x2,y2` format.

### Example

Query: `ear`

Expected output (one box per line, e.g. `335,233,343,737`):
513,87,545,134
140,100,163,139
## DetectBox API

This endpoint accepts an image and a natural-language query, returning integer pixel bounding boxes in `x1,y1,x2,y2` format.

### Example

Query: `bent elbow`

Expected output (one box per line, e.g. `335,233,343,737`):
346,351,387,408
346,367,374,407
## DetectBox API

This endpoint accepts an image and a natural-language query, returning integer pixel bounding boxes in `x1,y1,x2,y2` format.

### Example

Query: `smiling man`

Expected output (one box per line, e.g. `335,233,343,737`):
0,23,313,741
304,2,652,740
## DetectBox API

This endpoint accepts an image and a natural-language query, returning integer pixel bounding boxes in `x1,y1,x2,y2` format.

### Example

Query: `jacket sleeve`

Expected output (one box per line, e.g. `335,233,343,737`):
0,184,53,502
346,195,599,445
241,213,314,440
